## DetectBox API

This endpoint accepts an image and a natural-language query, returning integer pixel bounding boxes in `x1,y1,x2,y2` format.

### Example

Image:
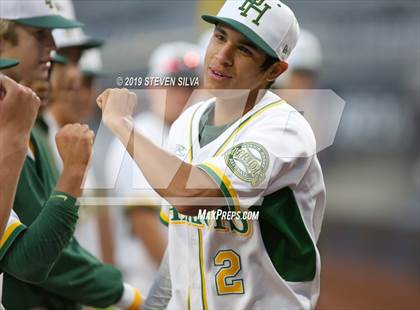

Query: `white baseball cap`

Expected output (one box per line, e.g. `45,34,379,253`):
202,0,300,61
148,41,200,78
52,0,102,50
288,29,322,72
0,0,83,29
80,48,104,77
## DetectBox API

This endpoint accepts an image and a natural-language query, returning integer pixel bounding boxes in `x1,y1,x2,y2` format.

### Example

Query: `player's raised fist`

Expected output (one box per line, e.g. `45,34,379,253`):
21,79,50,107
96,88,137,130
55,123,94,172
0,74,40,136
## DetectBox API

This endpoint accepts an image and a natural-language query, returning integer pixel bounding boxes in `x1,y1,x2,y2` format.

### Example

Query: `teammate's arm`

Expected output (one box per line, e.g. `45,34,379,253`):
0,123,93,282
97,89,223,216
0,192,79,283
0,75,40,235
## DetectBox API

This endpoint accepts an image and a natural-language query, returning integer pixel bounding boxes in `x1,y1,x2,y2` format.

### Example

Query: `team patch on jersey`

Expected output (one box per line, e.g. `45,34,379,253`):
224,142,269,186
175,144,187,157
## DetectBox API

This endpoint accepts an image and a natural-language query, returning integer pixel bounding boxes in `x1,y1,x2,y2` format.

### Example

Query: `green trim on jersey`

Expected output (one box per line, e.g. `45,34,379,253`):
159,215,169,227
250,187,316,282
197,164,236,209
187,105,202,163
0,222,26,261
214,100,284,156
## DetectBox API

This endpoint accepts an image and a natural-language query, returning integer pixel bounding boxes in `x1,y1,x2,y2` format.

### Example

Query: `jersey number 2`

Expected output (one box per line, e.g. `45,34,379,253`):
214,250,244,295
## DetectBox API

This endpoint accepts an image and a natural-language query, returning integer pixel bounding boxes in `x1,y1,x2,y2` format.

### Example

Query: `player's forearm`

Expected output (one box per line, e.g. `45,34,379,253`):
55,166,87,198
0,133,30,236
0,192,79,283
112,120,222,212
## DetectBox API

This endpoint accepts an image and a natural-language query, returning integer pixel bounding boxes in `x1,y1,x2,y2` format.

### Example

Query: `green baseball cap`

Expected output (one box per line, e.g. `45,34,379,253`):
0,58,19,70
0,1,83,29
202,0,300,61
51,52,69,65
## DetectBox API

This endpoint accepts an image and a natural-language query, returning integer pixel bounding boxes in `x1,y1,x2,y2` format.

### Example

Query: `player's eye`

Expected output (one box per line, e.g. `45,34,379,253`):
238,45,253,56
214,33,225,42
33,29,45,40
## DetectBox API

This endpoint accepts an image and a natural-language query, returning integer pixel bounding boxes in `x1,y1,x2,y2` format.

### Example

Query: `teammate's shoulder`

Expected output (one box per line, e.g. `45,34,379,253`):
254,91,316,151
264,91,313,132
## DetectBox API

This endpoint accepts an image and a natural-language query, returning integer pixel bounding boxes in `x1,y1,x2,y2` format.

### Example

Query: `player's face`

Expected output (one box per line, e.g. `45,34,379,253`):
78,76,98,121
50,47,82,92
50,47,85,123
0,25,55,82
203,24,271,93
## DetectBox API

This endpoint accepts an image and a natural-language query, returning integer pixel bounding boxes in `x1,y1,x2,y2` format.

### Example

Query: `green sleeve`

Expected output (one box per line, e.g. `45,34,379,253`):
37,240,124,308
0,191,79,283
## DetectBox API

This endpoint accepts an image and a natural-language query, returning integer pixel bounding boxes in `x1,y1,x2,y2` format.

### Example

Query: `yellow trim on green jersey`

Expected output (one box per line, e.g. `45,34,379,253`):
198,228,208,310
0,221,23,249
214,100,285,156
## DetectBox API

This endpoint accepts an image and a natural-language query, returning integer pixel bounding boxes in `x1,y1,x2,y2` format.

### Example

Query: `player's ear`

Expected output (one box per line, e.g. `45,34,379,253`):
266,61,288,82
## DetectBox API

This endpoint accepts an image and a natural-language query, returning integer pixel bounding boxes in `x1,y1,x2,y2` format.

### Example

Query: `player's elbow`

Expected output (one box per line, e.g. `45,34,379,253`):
16,265,52,284
173,205,200,216
166,188,223,216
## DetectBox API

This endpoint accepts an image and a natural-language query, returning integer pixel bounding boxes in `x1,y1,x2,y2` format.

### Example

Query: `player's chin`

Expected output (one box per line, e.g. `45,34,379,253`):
30,70,49,83
203,77,231,93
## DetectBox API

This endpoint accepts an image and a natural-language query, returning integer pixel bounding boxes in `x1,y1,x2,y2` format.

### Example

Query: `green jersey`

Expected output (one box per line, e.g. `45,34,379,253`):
3,130,124,310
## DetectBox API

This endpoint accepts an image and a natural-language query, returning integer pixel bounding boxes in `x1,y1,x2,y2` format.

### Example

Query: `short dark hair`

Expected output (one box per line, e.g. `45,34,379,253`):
260,54,279,71
0,19,19,46
260,54,279,89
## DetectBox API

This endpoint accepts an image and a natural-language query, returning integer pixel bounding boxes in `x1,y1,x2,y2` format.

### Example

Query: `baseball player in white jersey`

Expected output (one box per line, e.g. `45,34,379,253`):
97,0,326,309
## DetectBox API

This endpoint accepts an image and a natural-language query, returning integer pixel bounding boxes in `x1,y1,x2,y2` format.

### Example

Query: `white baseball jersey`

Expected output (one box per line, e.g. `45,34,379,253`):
0,210,25,305
160,90,326,309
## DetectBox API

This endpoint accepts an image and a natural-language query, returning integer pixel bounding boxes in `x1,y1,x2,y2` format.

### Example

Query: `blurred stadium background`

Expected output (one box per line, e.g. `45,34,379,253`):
73,1,419,308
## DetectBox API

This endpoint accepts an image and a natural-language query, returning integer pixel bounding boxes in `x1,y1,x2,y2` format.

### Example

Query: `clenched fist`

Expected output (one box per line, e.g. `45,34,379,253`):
0,74,40,138
96,88,137,132
55,124,94,172
21,79,50,108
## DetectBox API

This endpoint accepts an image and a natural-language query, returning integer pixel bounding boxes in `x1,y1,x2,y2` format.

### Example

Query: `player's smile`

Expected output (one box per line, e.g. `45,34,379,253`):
208,67,232,80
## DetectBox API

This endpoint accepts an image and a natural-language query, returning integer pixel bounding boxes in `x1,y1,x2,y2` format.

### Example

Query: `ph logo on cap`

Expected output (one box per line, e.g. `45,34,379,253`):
202,0,300,62
238,0,272,26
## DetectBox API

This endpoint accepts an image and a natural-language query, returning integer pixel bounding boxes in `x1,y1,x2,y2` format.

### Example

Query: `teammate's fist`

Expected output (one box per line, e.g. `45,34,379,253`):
0,74,40,137
55,124,94,172
96,88,137,131
21,79,50,107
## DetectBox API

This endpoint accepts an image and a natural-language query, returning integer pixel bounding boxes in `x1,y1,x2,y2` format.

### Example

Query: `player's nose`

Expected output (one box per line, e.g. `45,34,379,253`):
214,44,234,67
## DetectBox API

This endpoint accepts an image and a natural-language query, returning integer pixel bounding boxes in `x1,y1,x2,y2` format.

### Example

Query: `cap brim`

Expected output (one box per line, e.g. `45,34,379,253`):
16,15,83,29
81,69,107,78
0,58,19,69
59,38,104,51
51,53,69,65
202,15,278,59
